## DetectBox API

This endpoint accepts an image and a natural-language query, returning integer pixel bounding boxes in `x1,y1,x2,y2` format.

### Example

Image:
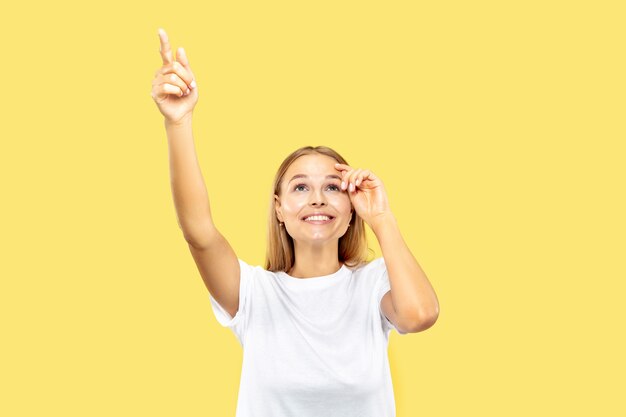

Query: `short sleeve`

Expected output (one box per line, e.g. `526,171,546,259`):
373,258,408,336
208,258,255,346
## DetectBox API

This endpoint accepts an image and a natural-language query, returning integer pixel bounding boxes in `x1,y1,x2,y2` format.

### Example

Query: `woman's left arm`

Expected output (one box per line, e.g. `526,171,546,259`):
371,212,440,331
335,162,439,331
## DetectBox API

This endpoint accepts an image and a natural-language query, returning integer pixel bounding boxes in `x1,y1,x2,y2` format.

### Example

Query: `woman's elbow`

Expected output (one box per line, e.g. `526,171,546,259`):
410,307,439,332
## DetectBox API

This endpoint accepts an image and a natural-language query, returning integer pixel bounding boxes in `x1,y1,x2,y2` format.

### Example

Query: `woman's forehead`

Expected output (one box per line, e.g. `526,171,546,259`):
286,154,337,174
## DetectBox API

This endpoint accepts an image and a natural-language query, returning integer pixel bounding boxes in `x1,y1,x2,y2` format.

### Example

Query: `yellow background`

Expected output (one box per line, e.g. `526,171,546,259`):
1,0,624,415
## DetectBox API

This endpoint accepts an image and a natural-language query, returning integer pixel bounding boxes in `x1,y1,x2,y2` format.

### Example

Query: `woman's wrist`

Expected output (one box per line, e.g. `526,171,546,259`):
165,113,193,128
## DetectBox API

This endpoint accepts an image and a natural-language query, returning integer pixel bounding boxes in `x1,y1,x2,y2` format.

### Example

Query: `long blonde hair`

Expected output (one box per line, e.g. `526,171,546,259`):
264,146,373,272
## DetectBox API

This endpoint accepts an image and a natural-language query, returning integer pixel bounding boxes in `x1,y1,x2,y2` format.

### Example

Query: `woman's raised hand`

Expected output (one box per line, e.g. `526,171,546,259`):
334,163,393,230
151,28,198,123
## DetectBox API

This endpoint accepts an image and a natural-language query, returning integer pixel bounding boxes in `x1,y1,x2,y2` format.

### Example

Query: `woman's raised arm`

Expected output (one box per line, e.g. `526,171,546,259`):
151,28,215,247
151,29,241,318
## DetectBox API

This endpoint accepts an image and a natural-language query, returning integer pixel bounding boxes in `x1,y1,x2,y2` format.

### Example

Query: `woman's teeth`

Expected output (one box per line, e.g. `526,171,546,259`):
304,215,332,222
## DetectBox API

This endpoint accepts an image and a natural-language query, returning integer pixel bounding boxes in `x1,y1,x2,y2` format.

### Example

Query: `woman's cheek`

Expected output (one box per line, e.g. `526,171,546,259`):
332,193,351,207
285,198,307,213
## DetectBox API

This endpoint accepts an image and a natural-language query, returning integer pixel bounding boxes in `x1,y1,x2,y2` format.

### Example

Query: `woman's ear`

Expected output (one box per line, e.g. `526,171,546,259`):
274,194,283,222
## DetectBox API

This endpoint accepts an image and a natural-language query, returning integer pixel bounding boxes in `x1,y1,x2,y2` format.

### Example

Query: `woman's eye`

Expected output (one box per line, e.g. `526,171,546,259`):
294,184,341,191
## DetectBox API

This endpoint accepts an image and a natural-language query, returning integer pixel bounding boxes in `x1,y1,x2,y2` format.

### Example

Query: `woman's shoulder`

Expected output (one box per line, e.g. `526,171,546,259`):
238,258,287,278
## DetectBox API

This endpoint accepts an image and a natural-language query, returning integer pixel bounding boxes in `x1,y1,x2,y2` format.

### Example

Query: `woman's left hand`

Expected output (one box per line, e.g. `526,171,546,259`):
334,163,393,229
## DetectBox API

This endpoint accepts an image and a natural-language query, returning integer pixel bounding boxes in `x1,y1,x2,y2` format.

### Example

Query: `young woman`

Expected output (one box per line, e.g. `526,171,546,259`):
151,28,439,417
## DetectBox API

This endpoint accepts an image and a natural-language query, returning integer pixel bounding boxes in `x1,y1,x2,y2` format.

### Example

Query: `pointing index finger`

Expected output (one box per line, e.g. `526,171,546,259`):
158,28,172,65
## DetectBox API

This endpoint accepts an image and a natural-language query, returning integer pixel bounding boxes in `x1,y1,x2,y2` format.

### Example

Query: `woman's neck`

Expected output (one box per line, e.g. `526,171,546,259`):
288,241,342,278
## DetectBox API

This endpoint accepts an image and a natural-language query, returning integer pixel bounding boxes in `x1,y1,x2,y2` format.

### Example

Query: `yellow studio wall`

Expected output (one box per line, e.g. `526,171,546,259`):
1,0,624,416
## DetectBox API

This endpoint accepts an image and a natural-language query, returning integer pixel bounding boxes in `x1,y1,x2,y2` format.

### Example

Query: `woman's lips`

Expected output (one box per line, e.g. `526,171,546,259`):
302,217,335,225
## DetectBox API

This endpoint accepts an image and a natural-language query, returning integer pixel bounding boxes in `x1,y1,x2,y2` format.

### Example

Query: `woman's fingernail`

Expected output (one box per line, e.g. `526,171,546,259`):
186,88,190,95
190,80,197,89
341,181,346,190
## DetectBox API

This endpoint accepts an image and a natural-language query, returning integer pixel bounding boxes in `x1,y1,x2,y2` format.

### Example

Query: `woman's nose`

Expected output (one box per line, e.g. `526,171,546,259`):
309,190,327,205
310,199,326,206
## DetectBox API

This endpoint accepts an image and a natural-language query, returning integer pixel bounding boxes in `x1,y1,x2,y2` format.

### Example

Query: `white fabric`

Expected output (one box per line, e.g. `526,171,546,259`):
209,257,407,417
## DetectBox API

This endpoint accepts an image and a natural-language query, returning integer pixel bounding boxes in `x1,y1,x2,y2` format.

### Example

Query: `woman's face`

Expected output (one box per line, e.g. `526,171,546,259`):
275,154,353,245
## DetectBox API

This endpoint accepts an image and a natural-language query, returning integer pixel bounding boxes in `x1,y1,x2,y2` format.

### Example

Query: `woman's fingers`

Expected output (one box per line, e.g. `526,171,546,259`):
337,165,361,192
151,82,181,102
157,29,196,91
359,170,371,184
175,47,197,89
334,163,374,192
152,69,189,96
347,169,363,192
156,61,193,90
355,170,373,188
158,28,172,65
335,163,353,190
151,78,185,100
164,73,190,96
162,83,186,97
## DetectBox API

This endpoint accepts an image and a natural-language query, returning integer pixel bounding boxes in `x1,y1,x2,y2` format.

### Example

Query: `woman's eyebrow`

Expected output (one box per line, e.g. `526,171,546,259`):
288,174,342,184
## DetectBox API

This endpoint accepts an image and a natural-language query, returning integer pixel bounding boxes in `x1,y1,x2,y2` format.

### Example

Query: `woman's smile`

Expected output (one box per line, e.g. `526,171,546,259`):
303,216,335,225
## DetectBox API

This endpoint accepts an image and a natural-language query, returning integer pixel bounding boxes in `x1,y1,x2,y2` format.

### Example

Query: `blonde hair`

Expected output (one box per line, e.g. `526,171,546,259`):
264,146,373,272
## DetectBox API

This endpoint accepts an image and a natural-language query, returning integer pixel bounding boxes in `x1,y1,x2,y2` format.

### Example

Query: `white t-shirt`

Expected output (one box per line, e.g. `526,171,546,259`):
209,256,407,417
